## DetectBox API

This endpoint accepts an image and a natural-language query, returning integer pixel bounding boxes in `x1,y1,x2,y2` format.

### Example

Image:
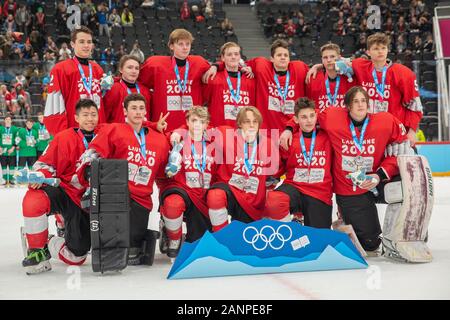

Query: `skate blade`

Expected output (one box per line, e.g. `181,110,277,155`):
25,261,52,275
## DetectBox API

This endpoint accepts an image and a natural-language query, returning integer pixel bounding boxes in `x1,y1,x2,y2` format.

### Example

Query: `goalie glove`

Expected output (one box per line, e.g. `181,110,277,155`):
165,142,184,178
14,168,60,187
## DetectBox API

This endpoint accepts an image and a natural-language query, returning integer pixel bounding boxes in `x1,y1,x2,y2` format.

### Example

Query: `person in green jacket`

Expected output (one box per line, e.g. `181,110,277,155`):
0,114,19,185
32,112,52,158
15,118,38,172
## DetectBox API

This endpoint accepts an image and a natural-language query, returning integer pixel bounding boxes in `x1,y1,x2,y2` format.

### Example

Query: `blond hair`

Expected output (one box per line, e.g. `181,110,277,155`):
220,42,240,56
236,106,262,128
185,106,210,122
167,29,194,48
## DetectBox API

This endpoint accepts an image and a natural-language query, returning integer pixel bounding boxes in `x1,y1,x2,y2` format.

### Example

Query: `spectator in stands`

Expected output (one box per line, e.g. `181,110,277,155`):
180,1,191,21
11,72,26,87
45,36,59,56
359,18,368,35
333,19,345,36
15,5,30,37
97,3,111,39
59,42,72,59
395,16,408,35
341,0,352,17
43,51,56,75
409,16,420,35
263,13,275,38
396,34,407,54
29,28,44,56
108,8,121,28
384,17,394,36
412,35,423,54
116,44,127,61
0,48,5,60
56,1,68,35
284,19,296,39
2,0,17,18
3,14,16,33
345,17,357,35
423,34,434,53
191,5,205,23
0,85,11,113
22,42,33,60
418,16,432,33
59,51,71,62
121,7,134,27
129,41,144,63
141,0,155,8
221,18,235,39
273,18,285,39
100,47,117,73
34,7,45,33
390,0,402,18
296,17,309,37
202,0,214,19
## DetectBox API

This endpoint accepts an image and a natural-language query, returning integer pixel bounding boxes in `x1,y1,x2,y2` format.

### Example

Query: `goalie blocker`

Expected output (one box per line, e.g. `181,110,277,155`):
90,159,130,273
382,155,434,263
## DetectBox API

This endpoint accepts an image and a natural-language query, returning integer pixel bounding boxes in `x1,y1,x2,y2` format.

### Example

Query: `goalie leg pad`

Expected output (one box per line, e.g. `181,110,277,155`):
90,159,130,273
382,155,434,263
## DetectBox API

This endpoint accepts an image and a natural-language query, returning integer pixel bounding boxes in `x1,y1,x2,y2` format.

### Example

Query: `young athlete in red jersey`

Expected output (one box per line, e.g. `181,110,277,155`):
44,26,105,135
138,29,216,131
159,107,215,258
266,98,333,228
206,106,279,232
77,94,170,263
103,55,152,123
203,42,256,127
21,99,99,274
306,43,354,114
306,33,422,146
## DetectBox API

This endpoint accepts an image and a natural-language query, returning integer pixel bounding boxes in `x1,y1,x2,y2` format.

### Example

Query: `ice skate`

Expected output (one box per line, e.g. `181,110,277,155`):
22,247,52,275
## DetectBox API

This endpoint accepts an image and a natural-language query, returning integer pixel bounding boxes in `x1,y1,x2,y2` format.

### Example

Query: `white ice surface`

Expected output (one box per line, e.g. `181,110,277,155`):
1,178,449,300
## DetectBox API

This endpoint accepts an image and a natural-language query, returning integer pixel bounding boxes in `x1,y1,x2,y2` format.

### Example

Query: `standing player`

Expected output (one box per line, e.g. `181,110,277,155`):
33,112,52,159
77,94,170,264
138,28,216,131
307,33,422,146
203,42,256,127
44,26,105,135
0,115,19,186
160,107,214,258
206,106,278,231
306,43,354,114
16,118,38,172
103,55,152,123
21,99,99,274
266,98,333,228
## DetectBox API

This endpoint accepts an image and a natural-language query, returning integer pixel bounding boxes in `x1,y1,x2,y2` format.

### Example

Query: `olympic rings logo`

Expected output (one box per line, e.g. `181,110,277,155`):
243,225,293,251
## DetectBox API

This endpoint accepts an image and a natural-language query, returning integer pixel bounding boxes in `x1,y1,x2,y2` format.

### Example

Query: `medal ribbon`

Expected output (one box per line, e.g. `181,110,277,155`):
244,139,257,175
74,57,93,98
273,71,290,105
191,139,207,173
372,66,387,101
121,79,141,95
225,70,241,106
172,57,189,95
325,76,340,106
350,117,369,155
300,130,316,166
133,128,147,164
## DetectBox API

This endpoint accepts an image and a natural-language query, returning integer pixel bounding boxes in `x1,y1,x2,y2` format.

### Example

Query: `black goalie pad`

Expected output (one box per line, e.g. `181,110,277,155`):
90,159,130,273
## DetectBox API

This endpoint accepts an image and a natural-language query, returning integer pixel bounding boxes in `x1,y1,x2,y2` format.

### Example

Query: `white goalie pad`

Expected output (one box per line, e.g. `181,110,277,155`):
382,155,434,263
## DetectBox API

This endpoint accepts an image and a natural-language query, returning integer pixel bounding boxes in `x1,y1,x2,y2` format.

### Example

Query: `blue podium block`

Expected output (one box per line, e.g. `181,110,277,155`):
168,219,368,280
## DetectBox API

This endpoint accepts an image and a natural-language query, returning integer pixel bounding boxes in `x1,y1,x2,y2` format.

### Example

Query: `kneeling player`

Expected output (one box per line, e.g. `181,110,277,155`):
21,99,99,274
78,94,170,265
160,107,215,258
266,98,333,228
206,106,278,231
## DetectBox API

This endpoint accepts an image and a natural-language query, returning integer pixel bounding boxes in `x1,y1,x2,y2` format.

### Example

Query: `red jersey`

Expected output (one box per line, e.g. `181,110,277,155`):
306,71,354,113
203,70,256,127
44,57,106,136
138,55,211,131
320,108,408,196
160,133,217,217
352,58,423,131
82,123,170,210
280,129,333,205
103,77,152,123
245,57,309,132
33,128,92,207
210,126,279,220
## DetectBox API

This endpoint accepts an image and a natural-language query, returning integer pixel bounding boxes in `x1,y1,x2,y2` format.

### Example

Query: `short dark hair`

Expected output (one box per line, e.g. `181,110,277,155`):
344,86,370,108
294,97,316,116
270,39,289,57
26,118,33,123
123,93,147,110
75,98,98,115
70,26,93,43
